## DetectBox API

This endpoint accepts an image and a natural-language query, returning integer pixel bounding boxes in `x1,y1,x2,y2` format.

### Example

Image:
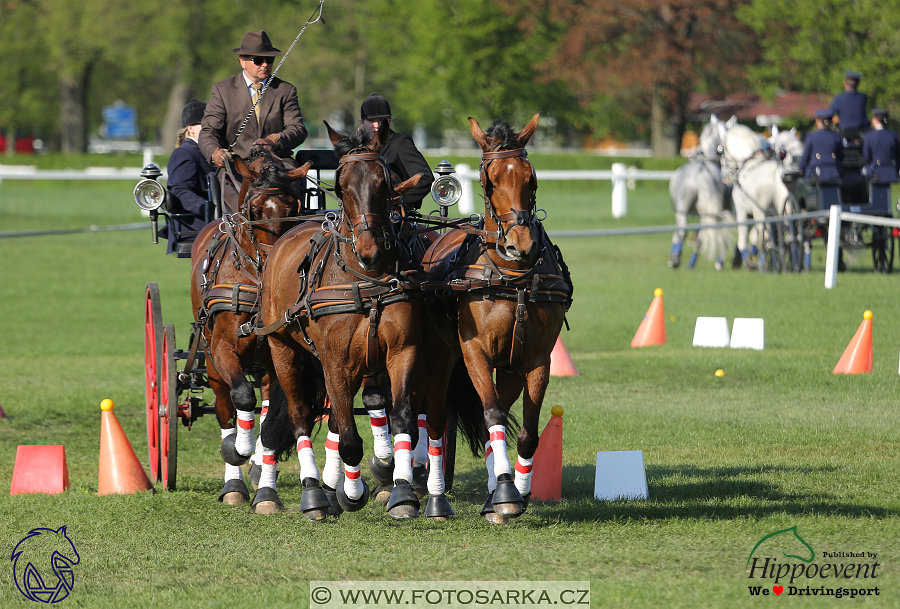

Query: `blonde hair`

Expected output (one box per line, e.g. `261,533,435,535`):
175,126,190,148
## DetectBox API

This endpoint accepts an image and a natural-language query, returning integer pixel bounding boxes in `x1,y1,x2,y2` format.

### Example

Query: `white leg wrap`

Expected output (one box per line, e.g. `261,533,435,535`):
392,433,413,483
488,424,511,479
259,448,277,490
368,409,393,460
514,455,534,496
426,438,444,496
343,463,363,500
485,441,497,493
296,436,319,483
322,432,342,489
235,410,255,457
413,415,428,466
223,462,243,482
251,401,269,465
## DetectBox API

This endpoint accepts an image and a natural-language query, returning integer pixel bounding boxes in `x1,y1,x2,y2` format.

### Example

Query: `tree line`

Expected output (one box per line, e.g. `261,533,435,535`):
2,0,899,157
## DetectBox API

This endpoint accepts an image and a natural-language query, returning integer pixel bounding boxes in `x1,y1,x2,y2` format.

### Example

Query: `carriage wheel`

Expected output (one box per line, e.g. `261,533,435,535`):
871,226,895,274
144,283,163,482
442,414,457,493
160,323,179,491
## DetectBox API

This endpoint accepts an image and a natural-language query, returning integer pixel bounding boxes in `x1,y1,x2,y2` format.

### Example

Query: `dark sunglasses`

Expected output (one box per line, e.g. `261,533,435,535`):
243,56,273,66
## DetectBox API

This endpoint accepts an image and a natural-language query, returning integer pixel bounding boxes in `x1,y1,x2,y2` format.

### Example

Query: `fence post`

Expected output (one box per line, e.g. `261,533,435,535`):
824,204,842,289
457,163,475,215
142,146,153,167
611,163,627,218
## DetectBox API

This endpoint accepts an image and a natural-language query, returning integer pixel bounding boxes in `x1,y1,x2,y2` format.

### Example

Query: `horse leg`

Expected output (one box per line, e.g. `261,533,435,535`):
385,355,422,519
248,373,272,490
669,207,688,268
208,364,250,505
326,373,369,513
320,414,344,518
363,374,394,491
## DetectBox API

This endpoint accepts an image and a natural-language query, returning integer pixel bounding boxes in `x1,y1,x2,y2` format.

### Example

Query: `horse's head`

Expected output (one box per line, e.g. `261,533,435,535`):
233,145,311,247
721,122,764,181
699,117,723,160
326,120,421,272
469,113,541,262
769,127,804,172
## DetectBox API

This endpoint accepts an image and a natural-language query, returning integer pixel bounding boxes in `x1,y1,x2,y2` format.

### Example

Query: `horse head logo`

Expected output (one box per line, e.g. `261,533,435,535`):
11,526,80,603
747,525,815,569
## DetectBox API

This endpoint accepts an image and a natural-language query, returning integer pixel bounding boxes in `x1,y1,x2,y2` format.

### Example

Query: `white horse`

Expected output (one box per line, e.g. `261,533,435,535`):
723,123,797,271
769,126,804,174
668,115,731,270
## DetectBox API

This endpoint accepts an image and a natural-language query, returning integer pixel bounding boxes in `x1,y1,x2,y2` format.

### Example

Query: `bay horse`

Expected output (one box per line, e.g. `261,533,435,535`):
421,114,574,523
189,144,311,510
258,120,427,520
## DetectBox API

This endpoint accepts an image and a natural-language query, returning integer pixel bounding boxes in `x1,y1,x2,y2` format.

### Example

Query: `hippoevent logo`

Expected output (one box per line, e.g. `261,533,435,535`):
11,526,80,603
746,526,881,599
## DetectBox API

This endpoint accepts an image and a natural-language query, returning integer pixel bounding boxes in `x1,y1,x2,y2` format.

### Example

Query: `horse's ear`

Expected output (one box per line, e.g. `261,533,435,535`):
324,120,342,148
233,155,259,181
771,125,780,138
287,161,312,181
726,115,738,128
516,113,541,148
469,117,489,152
710,114,719,125
394,173,423,195
372,118,390,150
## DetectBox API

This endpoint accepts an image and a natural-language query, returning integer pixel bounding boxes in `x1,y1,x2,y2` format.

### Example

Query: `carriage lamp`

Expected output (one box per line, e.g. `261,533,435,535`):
134,164,166,211
431,160,462,213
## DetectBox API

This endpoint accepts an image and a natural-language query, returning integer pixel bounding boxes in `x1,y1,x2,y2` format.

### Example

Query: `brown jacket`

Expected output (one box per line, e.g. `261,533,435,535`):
199,73,307,163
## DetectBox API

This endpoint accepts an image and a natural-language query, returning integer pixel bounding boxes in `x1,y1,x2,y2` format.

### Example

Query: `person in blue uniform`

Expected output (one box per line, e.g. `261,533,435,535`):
359,93,434,209
164,99,214,254
829,71,868,137
862,109,900,184
800,109,844,182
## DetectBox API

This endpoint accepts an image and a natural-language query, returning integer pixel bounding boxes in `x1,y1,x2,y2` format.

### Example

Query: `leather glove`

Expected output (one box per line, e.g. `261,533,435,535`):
211,148,232,168
255,133,281,150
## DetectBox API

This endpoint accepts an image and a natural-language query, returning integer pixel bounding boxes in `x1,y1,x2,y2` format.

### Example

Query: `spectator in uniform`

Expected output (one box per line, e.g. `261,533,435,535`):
862,109,900,184
359,93,434,209
800,109,844,182
162,99,214,255
199,30,307,213
828,71,868,137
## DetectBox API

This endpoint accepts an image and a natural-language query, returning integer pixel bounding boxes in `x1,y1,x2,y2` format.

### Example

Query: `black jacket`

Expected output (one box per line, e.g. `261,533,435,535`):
380,131,434,208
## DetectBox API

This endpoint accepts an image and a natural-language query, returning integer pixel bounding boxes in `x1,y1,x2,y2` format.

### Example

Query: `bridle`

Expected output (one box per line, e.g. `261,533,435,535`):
479,148,539,244
329,150,397,255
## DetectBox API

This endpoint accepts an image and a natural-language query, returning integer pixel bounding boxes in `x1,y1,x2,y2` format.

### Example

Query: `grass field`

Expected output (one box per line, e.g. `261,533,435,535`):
0,165,898,608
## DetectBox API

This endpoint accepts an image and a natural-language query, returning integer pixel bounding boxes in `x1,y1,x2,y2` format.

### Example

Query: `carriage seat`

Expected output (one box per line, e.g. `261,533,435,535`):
816,181,843,209
295,150,340,212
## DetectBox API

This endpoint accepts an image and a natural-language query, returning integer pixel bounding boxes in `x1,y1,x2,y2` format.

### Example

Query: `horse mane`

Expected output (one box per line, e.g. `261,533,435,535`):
485,119,516,150
332,126,375,158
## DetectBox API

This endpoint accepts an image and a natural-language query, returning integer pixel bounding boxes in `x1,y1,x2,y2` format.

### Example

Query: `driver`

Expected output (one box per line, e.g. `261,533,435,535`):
828,71,869,138
800,109,844,182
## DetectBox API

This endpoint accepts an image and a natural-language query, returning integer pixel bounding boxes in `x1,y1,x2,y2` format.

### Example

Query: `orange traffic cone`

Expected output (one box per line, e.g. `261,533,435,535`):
631,288,666,347
10,445,69,495
549,337,579,376
833,310,873,374
530,405,564,501
98,399,154,495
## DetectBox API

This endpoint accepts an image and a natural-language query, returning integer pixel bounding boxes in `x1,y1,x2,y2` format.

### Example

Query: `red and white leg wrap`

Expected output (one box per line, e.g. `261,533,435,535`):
258,449,277,490
322,432,342,489
514,455,533,496
251,400,269,466
488,425,511,479
426,438,444,496
368,408,393,460
296,436,319,483
485,441,497,493
413,415,428,467
392,433,413,483
235,410,255,457
343,463,363,500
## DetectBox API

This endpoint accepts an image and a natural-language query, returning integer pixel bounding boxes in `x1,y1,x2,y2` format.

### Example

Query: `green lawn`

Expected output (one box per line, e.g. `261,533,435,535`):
0,173,898,608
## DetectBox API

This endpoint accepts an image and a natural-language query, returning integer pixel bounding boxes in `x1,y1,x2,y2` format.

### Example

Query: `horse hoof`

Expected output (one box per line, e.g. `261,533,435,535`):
492,475,524,516
368,455,394,486
668,253,681,268
248,462,261,490
220,434,250,466
424,494,454,519
411,465,428,497
714,261,724,271
387,480,420,519
371,484,393,504
251,487,283,514
480,493,508,525
337,478,370,512
322,485,343,518
218,478,250,504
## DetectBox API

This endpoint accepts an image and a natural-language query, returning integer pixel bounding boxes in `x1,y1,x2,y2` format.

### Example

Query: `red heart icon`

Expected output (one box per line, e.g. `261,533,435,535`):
773,586,783,595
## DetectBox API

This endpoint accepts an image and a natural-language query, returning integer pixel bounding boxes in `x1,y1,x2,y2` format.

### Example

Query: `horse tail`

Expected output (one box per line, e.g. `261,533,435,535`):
445,359,520,458
260,353,327,462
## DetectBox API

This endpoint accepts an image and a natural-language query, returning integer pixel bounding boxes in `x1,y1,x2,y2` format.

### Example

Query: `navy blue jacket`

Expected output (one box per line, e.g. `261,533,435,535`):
164,138,214,254
800,128,844,181
862,128,900,183
829,90,869,133
380,131,434,209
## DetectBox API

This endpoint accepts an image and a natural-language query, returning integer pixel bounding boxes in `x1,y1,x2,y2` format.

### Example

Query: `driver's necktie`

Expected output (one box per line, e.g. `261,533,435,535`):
250,83,262,121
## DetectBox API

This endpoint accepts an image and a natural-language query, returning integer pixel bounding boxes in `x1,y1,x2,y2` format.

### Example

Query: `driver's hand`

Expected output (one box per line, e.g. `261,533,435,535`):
211,148,232,168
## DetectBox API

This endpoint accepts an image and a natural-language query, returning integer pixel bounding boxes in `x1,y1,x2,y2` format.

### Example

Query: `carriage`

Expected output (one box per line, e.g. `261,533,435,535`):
794,133,896,273
133,149,461,493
